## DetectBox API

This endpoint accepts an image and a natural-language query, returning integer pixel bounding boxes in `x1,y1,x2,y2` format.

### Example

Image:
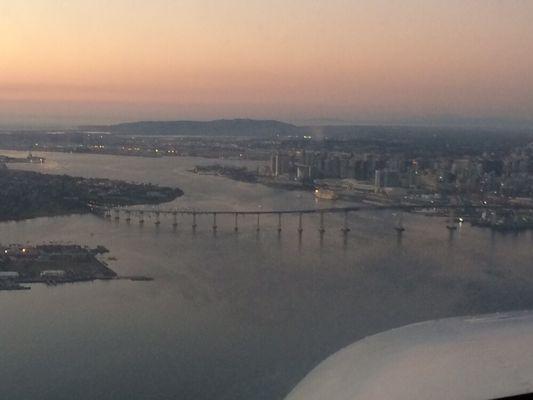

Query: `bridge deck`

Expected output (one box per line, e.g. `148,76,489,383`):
96,206,362,215
94,204,533,216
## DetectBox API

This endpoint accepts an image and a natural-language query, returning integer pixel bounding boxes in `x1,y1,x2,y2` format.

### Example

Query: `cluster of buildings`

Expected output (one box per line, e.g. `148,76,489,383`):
268,143,533,200
0,131,267,160
0,244,114,290
418,145,533,197
270,150,419,190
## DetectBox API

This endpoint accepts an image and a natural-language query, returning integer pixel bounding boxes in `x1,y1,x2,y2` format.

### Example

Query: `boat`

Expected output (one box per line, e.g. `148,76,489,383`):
314,188,338,200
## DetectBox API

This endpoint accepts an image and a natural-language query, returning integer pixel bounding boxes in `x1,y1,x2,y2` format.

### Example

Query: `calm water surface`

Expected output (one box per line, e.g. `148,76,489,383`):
1,151,533,400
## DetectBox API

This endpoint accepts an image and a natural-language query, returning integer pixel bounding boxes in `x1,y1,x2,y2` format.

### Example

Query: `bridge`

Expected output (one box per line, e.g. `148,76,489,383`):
91,203,533,234
95,206,360,234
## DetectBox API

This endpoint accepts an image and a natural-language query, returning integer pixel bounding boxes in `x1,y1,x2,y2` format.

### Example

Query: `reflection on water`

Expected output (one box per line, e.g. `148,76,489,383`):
2,151,533,400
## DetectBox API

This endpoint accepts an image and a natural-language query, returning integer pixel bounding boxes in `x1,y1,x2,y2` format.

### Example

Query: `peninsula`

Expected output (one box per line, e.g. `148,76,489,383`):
0,244,115,290
0,166,183,222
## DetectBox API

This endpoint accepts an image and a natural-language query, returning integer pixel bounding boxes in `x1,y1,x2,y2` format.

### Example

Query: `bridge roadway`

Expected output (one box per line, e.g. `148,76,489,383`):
94,203,533,216
92,203,533,233
98,206,361,216
95,205,362,233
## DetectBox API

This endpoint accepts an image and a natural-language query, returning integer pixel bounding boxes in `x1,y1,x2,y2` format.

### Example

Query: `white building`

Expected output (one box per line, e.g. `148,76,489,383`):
40,270,66,278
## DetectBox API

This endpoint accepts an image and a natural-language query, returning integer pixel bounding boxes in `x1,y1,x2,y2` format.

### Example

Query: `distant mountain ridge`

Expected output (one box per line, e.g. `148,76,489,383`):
80,118,533,139
81,119,301,136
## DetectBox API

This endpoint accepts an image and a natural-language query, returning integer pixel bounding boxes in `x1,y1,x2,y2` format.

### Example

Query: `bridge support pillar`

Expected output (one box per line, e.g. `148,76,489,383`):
341,210,350,234
172,212,178,228
319,212,326,234
213,213,217,231
234,213,239,232
298,213,303,233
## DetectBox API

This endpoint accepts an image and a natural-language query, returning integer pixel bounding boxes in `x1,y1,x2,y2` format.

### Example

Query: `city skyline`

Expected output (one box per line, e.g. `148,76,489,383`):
1,0,533,128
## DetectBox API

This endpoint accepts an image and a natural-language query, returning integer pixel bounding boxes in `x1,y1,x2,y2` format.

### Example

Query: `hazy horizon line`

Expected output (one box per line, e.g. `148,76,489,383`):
1,115,533,133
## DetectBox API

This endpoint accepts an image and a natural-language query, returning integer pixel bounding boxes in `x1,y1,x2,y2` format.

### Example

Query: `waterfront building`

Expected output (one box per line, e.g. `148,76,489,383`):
270,152,292,176
374,170,383,193
40,270,66,278
295,163,313,180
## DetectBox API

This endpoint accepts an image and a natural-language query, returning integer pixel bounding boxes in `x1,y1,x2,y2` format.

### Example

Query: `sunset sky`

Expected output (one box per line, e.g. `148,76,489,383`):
1,0,532,127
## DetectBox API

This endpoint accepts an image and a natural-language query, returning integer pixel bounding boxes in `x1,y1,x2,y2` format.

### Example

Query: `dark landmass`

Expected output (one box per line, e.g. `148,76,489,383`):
81,118,301,137
303,125,533,156
0,168,183,222
192,164,314,191
193,164,258,183
1,122,532,162
79,119,533,154
0,244,116,290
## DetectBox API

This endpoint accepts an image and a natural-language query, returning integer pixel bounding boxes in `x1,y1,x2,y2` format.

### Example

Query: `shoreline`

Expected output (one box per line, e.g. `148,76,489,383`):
1,276,155,291
0,243,155,292
0,167,183,223
190,165,533,233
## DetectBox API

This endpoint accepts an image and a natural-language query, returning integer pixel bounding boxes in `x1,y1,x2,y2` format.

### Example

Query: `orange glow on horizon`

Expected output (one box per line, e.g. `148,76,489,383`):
1,0,533,126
